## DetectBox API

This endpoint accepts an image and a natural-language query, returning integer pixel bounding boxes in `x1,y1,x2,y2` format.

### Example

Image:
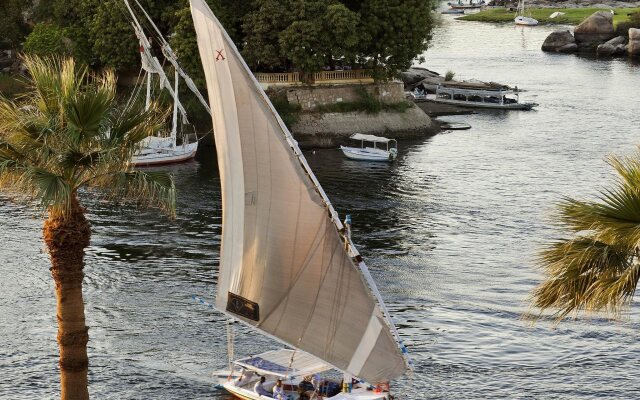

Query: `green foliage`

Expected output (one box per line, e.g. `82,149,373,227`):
243,0,294,70
269,92,302,129
616,12,640,36
531,153,640,320
445,70,455,81
89,0,139,70
0,56,175,217
0,0,29,50
0,74,27,98
24,24,70,57
359,0,434,79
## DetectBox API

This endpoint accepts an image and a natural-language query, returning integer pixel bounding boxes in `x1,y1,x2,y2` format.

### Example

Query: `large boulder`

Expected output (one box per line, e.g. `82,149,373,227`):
400,67,441,87
573,11,615,49
541,30,577,53
597,36,628,56
629,28,640,56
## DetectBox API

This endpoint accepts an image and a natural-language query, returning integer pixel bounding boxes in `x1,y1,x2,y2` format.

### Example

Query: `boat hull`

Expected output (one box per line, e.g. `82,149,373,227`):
428,98,535,110
514,16,538,25
132,142,198,166
340,146,396,162
222,381,389,400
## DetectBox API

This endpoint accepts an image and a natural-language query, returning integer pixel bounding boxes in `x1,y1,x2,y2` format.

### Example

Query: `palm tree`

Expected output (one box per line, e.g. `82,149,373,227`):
0,56,175,400
532,153,640,320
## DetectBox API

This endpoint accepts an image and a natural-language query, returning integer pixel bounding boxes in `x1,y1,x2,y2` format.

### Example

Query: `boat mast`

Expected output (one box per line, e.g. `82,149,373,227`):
171,68,179,146
145,52,151,111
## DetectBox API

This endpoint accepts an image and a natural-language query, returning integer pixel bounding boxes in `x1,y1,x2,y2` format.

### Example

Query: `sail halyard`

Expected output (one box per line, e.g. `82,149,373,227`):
124,0,188,121
190,0,409,383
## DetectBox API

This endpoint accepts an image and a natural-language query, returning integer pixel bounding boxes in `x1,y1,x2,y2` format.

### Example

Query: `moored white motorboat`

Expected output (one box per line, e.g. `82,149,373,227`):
341,133,398,162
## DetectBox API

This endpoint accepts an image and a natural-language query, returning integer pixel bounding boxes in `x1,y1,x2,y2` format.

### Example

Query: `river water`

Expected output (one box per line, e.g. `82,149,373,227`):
2,12,640,400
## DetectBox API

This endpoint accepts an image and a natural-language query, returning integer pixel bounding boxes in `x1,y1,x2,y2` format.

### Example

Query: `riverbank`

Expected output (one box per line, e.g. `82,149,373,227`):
459,7,640,24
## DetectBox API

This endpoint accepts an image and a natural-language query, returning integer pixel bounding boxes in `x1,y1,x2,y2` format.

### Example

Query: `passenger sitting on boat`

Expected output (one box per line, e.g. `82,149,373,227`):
234,368,254,387
273,379,286,400
254,376,273,397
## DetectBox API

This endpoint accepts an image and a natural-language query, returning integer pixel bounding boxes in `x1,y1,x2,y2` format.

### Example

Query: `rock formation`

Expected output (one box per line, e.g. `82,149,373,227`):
541,30,577,53
573,11,615,49
629,28,640,56
597,36,628,56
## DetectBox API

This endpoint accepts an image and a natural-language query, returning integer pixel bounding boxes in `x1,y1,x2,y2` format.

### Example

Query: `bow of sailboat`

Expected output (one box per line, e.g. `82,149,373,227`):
189,0,409,384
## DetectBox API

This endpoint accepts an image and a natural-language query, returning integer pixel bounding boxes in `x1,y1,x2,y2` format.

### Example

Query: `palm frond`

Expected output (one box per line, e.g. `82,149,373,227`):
556,186,640,248
64,90,114,146
0,55,175,219
532,237,635,319
609,153,640,189
94,171,176,217
24,167,73,213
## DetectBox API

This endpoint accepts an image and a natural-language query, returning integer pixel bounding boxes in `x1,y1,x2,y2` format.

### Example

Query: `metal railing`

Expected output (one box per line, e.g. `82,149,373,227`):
255,69,373,85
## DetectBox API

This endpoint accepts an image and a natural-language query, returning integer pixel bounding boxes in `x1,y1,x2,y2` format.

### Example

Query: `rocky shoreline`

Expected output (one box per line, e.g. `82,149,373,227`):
541,11,640,56
524,0,640,8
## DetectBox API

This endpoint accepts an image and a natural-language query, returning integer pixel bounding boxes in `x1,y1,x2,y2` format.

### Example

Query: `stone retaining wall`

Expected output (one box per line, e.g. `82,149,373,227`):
286,82,405,111
291,104,438,148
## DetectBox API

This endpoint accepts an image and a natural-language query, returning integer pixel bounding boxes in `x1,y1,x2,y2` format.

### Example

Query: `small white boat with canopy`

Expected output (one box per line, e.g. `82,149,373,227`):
123,0,212,166
341,134,398,162
189,0,412,398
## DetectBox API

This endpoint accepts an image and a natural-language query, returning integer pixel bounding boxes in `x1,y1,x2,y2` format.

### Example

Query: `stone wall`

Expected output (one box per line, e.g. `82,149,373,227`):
291,104,438,148
286,82,405,111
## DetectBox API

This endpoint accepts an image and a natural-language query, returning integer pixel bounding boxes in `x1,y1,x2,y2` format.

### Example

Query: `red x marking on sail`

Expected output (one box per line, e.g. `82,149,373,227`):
215,49,225,61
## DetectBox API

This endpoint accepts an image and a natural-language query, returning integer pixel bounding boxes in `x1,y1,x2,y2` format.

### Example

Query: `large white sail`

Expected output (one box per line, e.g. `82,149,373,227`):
190,0,407,384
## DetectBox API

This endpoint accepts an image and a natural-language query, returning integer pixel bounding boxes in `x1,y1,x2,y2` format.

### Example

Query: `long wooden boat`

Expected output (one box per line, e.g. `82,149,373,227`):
427,83,537,110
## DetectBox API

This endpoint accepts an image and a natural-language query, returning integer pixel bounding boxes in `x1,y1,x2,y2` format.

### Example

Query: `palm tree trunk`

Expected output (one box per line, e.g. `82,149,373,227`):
44,196,91,400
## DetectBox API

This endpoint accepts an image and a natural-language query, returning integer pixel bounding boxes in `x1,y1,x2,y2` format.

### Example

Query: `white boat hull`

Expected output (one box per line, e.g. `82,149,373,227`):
514,16,538,26
427,97,535,110
132,142,198,166
340,146,396,162
222,381,389,400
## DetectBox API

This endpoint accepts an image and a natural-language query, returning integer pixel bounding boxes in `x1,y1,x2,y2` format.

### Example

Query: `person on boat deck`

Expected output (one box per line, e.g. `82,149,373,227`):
273,379,286,400
254,376,272,397
235,369,254,386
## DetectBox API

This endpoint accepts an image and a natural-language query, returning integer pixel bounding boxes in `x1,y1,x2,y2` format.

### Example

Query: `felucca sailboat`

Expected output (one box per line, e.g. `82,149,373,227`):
189,0,412,398
123,0,212,166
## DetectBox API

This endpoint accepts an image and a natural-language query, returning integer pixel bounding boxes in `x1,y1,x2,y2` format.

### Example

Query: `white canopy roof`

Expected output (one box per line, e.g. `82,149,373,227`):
234,349,331,378
350,133,395,143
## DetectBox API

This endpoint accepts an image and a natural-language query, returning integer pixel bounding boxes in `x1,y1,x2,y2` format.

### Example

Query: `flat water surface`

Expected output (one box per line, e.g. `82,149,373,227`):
2,12,640,399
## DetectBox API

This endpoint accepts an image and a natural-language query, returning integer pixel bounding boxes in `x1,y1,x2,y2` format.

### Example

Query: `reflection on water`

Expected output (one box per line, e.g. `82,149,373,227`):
2,11,640,400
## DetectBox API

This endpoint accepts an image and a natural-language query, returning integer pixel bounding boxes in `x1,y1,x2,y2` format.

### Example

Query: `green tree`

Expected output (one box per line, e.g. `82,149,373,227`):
24,23,70,57
359,0,434,79
532,154,640,320
323,3,360,66
0,0,30,50
0,56,175,399
242,0,294,70
279,0,360,75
